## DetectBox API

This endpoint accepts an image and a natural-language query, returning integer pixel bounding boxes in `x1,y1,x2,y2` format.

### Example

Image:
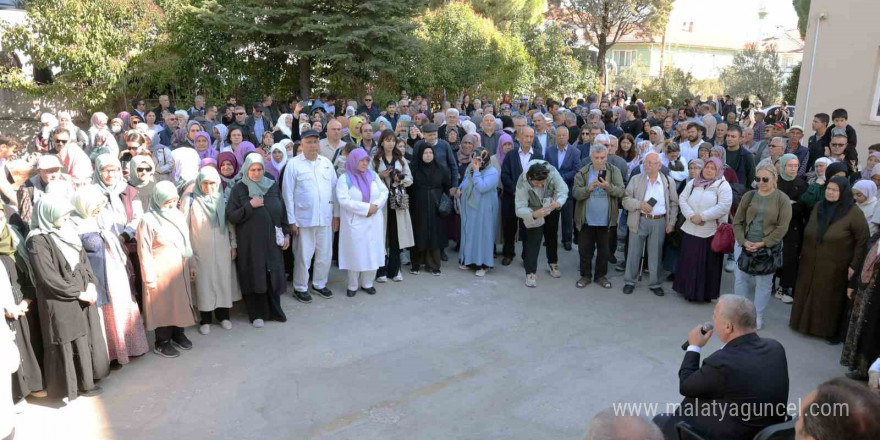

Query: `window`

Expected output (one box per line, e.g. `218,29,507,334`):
612,50,635,68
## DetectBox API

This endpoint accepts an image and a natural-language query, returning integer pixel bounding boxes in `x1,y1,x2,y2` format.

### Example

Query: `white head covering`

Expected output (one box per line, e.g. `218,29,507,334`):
274,113,292,138
171,147,201,184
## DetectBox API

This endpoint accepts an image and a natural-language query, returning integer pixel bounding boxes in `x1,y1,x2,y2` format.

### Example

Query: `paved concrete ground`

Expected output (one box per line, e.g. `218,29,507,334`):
13,245,847,439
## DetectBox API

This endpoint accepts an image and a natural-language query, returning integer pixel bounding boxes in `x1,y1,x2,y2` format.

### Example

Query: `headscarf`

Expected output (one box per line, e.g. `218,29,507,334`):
710,146,727,167
816,176,855,243
88,128,119,160
237,154,275,198
194,131,216,161
192,167,226,233
462,147,491,209
778,153,798,182
72,186,126,263
862,152,880,180
854,179,877,206
344,148,373,203
233,141,256,167
183,120,203,147
345,106,356,118
458,133,478,165
692,157,723,188
26,194,82,269
128,155,155,188
217,152,239,190
213,123,229,152
374,116,392,132
462,120,477,135
825,161,849,180
687,159,705,181
265,144,287,180
40,112,59,130
412,145,447,190
172,147,201,194
348,116,363,144
274,113,293,138
92,154,129,227
146,181,191,257
496,133,514,166
90,112,108,130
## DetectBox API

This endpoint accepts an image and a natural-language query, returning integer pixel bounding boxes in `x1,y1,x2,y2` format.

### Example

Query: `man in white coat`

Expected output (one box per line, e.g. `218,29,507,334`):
282,129,339,303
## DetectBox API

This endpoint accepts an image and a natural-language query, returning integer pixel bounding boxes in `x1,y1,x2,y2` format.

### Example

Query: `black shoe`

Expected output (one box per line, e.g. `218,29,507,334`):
362,286,377,295
563,243,572,251
109,360,123,371
153,341,180,358
826,338,842,346
293,290,313,303
650,287,665,297
78,386,103,397
502,256,513,266
409,267,420,275
346,289,357,297
432,269,441,276
622,284,635,295
311,285,333,299
608,254,617,264
440,251,448,261
171,333,192,350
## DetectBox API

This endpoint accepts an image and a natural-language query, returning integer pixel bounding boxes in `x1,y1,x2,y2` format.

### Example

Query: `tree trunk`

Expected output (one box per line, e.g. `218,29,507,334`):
596,43,608,95
298,57,311,99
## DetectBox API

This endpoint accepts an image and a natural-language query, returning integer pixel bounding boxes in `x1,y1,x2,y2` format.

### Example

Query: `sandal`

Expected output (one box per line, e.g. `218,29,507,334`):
597,277,612,289
576,277,591,288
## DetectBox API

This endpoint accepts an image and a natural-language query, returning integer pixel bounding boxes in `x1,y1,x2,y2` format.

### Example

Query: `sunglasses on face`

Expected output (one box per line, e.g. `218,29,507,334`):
137,167,153,172
55,139,68,144
364,99,372,102
831,143,846,148
755,177,772,183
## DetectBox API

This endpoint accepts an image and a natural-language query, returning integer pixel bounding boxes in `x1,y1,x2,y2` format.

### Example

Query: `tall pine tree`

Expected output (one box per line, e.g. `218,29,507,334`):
195,0,425,97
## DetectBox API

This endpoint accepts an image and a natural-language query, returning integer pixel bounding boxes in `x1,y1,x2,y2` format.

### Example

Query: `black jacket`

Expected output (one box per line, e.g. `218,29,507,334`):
675,333,789,440
500,146,544,196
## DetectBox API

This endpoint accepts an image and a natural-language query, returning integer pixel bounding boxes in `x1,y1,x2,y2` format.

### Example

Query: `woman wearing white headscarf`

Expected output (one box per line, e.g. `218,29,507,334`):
26,194,109,399
264,143,288,181
187,167,241,335
72,186,149,367
136,181,197,358
87,112,109,152
212,123,229,153
172,147,201,202
853,180,879,235
272,113,293,143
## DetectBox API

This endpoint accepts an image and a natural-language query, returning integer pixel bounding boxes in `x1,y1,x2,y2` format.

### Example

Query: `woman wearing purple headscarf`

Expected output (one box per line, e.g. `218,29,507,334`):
193,131,217,161
233,140,256,166
336,149,388,297
673,157,733,302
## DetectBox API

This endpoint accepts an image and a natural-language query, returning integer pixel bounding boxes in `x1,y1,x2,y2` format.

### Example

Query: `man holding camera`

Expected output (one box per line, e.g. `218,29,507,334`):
571,144,624,289
621,152,678,296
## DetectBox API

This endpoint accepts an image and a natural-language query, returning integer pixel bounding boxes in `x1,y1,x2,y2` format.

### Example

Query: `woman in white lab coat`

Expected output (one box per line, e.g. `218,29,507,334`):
336,148,389,297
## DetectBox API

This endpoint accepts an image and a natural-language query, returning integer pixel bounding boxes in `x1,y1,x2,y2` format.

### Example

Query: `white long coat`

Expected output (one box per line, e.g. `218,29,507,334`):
336,172,389,271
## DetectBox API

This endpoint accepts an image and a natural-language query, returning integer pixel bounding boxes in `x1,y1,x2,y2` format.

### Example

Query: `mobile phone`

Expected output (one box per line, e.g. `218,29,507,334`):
598,169,607,180
647,197,658,207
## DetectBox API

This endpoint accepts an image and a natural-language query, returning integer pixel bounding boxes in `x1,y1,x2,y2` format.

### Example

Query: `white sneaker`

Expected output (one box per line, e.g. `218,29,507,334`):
724,259,736,273
475,268,487,277
376,276,388,283
393,272,404,282
220,320,233,330
459,264,468,270
525,274,537,288
548,264,561,278
756,316,764,330
198,324,211,335
253,319,264,329
780,294,794,304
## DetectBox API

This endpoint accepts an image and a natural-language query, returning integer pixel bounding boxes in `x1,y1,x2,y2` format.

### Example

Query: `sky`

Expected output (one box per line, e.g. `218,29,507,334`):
667,0,800,41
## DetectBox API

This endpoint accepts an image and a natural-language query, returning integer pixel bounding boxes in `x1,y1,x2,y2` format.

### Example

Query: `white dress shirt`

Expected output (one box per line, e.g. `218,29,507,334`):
644,174,667,216
282,154,338,227
519,149,534,171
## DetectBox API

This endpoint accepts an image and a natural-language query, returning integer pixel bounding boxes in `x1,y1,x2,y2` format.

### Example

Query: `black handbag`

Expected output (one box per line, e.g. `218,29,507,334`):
737,242,784,275
437,192,452,216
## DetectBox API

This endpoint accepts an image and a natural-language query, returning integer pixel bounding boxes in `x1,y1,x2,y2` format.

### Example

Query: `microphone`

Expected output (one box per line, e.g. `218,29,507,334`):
681,322,714,351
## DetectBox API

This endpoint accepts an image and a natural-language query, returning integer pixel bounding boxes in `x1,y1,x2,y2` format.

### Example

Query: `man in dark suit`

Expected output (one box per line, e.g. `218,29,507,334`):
500,126,542,266
653,295,789,440
546,127,581,251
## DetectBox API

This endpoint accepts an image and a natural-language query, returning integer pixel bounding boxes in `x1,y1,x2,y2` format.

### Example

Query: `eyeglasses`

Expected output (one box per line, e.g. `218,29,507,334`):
755,177,772,183
830,143,846,148
55,139,68,144
364,99,372,102
136,167,153,172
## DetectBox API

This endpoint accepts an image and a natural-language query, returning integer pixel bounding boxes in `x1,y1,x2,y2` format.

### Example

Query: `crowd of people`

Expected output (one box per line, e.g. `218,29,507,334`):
1,88,880,439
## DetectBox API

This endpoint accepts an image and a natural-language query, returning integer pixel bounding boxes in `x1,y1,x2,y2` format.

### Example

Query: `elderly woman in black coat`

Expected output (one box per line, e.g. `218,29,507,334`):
226,154,289,328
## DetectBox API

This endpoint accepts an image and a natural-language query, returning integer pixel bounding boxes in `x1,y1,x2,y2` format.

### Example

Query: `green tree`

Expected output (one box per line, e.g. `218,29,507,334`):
428,0,547,27
0,0,167,112
639,66,694,109
523,22,601,96
793,0,810,39
194,0,425,98
719,44,782,104
782,62,801,104
559,0,674,88
410,2,534,96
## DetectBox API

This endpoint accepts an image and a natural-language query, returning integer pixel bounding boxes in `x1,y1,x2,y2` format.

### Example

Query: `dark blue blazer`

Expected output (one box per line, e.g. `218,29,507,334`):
546,144,581,191
500,146,543,196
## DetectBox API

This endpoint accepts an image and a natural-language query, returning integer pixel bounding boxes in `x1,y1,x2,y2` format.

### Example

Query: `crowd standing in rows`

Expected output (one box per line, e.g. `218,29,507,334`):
1,90,880,439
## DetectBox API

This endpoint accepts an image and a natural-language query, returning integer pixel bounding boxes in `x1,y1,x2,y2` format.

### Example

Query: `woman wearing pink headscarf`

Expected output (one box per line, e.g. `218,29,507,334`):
335,148,388,297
